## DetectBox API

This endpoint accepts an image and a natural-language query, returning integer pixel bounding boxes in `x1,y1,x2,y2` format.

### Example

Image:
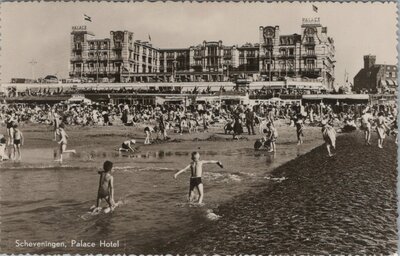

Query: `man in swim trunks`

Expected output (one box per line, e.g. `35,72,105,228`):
174,152,223,204
12,124,24,161
94,160,116,212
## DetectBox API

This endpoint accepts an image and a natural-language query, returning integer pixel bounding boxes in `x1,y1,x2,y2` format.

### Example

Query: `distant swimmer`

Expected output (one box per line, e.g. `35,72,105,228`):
144,127,154,145
93,161,116,213
174,152,223,204
55,123,76,162
118,139,136,152
321,120,336,157
12,124,24,161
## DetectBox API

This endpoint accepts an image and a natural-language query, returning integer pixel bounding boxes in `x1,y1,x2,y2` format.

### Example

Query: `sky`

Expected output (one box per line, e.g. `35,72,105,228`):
0,1,397,86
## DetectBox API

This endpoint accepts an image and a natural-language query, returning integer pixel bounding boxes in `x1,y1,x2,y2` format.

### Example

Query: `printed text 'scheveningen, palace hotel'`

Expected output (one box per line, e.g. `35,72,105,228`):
70,18,335,90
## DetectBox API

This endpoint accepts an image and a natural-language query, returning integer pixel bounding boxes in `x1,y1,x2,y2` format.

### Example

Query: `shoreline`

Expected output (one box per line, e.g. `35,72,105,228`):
156,132,397,255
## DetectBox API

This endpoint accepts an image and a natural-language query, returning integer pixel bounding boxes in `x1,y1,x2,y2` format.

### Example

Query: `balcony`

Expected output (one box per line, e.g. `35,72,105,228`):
279,54,295,59
303,41,316,46
302,68,322,77
71,56,82,62
303,52,317,58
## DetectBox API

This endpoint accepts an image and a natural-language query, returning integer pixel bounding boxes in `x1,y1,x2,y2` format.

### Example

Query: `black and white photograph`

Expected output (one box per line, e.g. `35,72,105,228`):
0,1,398,254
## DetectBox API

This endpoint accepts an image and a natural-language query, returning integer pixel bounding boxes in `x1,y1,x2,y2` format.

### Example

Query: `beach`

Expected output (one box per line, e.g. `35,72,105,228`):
159,133,398,255
0,121,326,254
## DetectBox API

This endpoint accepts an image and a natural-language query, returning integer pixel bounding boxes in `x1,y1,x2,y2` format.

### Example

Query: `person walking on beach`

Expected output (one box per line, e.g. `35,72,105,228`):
55,123,76,162
376,112,389,149
174,152,223,204
158,114,168,140
245,107,256,135
321,120,336,157
93,160,116,213
360,109,373,145
12,124,24,161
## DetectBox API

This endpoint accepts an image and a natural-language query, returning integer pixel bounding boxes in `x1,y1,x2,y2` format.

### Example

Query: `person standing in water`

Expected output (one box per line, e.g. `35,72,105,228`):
174,152,223,204
144,126,153,145
267,122,278,152
51,109,60,141
12,124,24,161
55,123,76,162
295,115,304,145
93,160,116,213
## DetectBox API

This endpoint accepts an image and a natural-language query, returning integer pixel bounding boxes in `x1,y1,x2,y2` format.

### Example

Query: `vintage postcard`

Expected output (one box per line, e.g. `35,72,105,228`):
0,1,398,255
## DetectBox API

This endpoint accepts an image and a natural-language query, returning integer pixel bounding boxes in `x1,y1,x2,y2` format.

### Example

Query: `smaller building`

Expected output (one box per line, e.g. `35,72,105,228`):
353,55,397,94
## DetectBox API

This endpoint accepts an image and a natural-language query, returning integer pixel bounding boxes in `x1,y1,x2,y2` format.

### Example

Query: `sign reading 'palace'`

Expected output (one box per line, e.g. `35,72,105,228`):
72,25,87,31
302,17,321,25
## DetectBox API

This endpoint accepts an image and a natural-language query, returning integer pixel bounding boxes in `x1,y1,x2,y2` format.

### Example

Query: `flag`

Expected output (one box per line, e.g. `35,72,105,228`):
148,34,152,41
312,5,318,13
84,14,92,22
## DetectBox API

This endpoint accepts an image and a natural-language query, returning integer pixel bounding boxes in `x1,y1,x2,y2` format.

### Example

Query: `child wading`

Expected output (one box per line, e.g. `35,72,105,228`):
55,123,76,162
93,160,116,213
174,152,223,204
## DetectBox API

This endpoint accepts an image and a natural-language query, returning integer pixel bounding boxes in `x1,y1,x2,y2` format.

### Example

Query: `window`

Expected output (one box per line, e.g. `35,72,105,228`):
306,59,315,70
289,48,294,56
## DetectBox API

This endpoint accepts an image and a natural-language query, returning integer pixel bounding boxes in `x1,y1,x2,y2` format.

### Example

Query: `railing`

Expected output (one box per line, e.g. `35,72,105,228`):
303,52,317,58
71,56,82,61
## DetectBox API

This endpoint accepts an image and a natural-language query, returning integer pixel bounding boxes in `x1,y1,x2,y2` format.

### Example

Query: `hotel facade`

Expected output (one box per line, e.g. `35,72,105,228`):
69,18,335,90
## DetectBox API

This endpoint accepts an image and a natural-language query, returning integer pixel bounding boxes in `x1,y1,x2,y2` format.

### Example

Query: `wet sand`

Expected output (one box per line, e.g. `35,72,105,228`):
158,133,398,254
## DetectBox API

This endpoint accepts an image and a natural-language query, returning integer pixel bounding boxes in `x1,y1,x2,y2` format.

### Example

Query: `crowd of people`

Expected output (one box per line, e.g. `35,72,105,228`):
0,99,397,162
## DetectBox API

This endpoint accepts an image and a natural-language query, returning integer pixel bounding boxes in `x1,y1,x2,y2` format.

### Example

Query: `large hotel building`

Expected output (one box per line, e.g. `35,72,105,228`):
70,18,335,90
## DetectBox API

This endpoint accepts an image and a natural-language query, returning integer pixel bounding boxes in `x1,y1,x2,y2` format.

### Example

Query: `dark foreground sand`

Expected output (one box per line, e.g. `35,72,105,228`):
158,133,398,255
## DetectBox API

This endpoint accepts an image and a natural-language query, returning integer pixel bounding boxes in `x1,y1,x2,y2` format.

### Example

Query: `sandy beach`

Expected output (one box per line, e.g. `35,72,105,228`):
158,132,397,254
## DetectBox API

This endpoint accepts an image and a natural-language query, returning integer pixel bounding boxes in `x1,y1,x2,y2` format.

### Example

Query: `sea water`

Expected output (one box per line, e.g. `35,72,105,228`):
0,138,321,254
